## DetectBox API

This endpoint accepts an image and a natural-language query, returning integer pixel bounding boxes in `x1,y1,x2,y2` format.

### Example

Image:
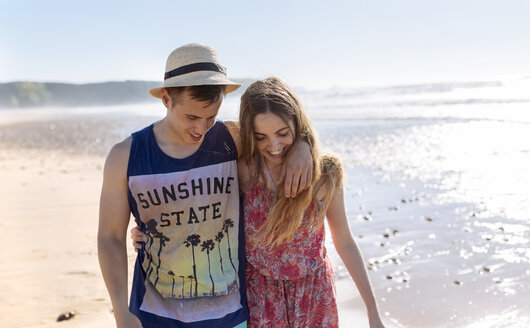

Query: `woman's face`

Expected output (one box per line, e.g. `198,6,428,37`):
253,111,295,168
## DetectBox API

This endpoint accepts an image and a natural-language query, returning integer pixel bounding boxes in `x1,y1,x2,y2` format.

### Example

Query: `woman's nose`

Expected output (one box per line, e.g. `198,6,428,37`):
270,137,280,149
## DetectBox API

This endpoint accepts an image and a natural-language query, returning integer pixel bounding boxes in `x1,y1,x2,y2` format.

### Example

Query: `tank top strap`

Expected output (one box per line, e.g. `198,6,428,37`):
263,161,277,192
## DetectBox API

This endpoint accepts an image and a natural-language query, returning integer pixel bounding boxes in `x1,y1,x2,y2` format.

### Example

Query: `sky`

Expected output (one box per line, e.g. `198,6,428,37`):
1,0,529,89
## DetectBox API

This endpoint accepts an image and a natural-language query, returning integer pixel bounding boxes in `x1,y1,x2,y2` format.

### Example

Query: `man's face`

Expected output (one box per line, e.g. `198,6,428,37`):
164,89,222,145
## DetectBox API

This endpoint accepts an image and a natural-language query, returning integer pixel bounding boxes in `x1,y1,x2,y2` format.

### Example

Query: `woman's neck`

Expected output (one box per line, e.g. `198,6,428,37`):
263,159,282,190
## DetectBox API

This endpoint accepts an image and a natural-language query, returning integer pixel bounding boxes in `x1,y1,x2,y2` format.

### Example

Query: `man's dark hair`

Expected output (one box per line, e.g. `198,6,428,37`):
167,85,226,107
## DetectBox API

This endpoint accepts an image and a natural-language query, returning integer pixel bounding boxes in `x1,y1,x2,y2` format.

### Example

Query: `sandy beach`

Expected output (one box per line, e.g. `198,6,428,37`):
0,112,371,327
0,147,114,327
0,114,140,327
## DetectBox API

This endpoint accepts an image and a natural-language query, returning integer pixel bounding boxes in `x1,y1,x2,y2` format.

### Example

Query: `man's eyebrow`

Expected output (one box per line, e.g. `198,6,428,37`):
186,113,217,119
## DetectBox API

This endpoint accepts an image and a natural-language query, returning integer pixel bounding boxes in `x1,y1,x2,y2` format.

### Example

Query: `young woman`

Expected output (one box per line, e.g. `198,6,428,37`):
133,77,385,327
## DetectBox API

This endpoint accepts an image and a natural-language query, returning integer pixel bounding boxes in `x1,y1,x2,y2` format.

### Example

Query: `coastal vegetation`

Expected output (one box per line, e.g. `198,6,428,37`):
0,79,254,108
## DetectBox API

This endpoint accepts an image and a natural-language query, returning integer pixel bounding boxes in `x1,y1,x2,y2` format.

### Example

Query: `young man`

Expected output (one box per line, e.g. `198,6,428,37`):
98,43,312,328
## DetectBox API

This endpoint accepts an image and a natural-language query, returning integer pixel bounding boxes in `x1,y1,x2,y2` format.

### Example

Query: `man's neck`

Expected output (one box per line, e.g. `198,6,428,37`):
153,119,203,159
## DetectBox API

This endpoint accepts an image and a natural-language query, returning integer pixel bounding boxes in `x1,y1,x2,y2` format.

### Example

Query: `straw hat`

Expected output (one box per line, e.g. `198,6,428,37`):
149,43,241,98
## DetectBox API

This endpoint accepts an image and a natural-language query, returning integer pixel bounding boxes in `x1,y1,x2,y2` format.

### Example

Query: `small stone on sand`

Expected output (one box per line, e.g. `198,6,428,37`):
57,311,76,322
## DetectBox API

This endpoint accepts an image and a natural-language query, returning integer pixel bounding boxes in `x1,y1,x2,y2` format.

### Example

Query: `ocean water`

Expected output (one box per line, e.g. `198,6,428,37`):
297,78,530,327
2,77,528,327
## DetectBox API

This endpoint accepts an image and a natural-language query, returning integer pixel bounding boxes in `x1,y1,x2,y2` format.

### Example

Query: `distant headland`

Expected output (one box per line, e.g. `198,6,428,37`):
0,79,255,108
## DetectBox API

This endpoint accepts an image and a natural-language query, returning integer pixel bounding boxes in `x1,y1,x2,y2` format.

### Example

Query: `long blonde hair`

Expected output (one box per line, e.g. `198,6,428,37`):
239,77,343,248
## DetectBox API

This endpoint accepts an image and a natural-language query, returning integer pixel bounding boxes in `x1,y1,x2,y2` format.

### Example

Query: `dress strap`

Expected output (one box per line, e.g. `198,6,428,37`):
316,199,323,216
263,161,277,192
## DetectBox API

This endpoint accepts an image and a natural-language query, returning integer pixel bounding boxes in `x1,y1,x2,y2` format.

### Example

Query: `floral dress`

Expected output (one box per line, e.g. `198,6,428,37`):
243,184,339,328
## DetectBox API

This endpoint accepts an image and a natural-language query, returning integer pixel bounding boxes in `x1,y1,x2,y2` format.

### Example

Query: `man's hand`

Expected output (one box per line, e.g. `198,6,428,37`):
278,139,313,197
115,309,142,328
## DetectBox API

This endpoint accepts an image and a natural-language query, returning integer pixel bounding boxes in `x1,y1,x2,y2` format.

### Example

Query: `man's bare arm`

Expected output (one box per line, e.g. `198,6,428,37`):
97,138,142,328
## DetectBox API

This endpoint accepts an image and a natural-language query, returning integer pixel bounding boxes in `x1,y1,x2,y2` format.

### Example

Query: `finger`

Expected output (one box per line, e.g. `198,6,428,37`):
301,167,311,192
290,173,301,198
132,234,144,242
131,228,144,239
133,240,144,250
304,168,312,190
284,171,293,197
130,227,140,240
298,169,308,195
308,158,314,188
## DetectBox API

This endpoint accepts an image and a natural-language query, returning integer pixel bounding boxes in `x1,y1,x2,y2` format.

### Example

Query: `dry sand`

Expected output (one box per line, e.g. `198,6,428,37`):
0,113,370,327
0,147,120,327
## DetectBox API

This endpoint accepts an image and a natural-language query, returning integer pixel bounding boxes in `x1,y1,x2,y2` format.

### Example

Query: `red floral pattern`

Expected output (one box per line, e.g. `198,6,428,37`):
244,185,339,328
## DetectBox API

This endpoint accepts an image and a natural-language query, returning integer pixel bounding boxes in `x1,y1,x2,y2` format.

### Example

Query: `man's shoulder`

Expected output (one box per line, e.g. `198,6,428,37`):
111,136,132,154
105,136,132,168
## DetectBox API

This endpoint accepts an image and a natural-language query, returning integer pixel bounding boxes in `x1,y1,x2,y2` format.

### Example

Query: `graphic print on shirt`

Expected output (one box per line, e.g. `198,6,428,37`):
129,161,240,300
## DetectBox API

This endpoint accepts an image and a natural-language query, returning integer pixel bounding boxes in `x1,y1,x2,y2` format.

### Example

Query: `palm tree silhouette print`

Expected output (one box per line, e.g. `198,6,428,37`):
168,271,175,297
200,239,216,295
214,231,225,275
222,218,238,287
187,275,194,297
144,219,158,280
153,231,170,288
184,234,201,297
179,275,186,298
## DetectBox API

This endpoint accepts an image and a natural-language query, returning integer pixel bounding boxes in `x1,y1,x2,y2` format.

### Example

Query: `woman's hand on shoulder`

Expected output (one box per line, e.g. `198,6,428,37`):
224,120,242,156
130,226,145,252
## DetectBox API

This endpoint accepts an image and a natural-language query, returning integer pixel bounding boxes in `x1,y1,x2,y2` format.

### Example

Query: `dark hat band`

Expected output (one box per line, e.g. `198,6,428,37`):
164,62,227,80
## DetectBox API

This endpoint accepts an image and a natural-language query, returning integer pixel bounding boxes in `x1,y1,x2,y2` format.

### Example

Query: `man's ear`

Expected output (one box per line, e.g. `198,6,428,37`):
161,88,171,109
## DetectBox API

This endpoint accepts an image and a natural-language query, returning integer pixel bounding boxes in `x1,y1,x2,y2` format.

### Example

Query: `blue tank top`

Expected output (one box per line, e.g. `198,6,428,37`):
126,121,248,327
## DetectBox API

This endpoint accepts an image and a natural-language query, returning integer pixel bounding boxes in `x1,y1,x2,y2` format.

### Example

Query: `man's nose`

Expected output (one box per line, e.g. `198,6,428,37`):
195,120,208,135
